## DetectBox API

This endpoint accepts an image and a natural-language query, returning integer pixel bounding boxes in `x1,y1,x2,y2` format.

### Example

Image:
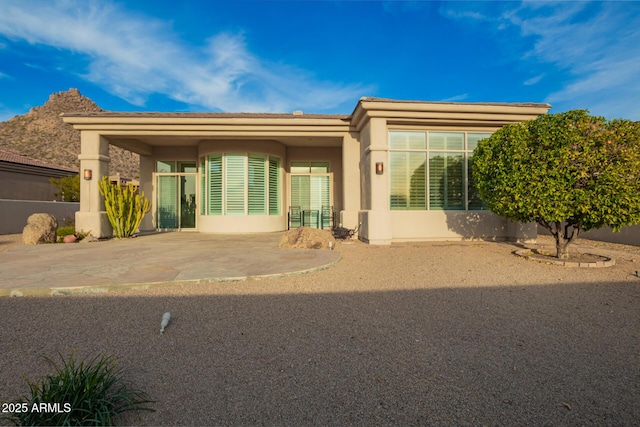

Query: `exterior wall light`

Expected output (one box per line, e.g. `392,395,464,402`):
375,162,384,175
83,169,92,180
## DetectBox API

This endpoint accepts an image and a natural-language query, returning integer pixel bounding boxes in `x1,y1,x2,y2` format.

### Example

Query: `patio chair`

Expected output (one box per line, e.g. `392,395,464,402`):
288,206,302,229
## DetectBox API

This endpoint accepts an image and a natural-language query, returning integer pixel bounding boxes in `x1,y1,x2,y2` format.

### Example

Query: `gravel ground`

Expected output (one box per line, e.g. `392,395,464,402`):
1,235,639,426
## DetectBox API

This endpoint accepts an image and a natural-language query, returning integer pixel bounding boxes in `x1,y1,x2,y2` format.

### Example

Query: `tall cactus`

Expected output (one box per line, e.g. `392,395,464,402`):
98,176,151,238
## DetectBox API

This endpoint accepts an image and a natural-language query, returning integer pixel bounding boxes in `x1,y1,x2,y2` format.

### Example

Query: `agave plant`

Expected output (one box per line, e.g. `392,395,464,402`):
3,351,154,426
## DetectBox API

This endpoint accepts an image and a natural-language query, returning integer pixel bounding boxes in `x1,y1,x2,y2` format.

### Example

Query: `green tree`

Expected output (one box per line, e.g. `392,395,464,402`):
49,174,80,202
471,110,640,259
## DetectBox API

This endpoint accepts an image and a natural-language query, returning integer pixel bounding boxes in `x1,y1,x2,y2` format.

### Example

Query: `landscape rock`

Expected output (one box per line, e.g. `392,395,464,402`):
79,235,99,244
22,213,57,245
279,227,336,250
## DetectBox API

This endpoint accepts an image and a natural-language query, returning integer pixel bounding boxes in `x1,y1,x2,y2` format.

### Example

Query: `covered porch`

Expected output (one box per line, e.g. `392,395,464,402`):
62,112,361,238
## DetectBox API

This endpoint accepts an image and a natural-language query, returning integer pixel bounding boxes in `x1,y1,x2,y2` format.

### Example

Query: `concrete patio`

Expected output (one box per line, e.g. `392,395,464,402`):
0,232,341,297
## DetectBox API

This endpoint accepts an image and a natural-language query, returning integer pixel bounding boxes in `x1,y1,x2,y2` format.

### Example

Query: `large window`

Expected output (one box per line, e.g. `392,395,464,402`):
389,131,491,211
201,153,280,216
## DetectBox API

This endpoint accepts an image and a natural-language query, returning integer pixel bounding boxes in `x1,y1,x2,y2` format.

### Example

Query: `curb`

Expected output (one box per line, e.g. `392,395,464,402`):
514,249,615,268
0,253,342,298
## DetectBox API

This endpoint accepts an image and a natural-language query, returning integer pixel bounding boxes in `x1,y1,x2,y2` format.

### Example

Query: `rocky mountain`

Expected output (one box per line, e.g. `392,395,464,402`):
0,88,139,178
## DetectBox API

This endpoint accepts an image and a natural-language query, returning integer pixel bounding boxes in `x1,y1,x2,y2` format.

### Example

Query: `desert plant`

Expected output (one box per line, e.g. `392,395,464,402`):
3,352,154,426
98,176,150,238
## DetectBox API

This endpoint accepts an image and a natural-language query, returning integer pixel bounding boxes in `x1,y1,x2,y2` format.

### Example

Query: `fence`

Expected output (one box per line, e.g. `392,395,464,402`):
0,200,79,235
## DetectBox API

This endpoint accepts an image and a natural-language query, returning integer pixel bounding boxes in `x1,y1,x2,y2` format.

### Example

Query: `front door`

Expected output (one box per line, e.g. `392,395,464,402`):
155,161,197,230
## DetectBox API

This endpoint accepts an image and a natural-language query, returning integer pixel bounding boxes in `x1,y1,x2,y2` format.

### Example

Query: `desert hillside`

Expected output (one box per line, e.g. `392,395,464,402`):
0,88,139,178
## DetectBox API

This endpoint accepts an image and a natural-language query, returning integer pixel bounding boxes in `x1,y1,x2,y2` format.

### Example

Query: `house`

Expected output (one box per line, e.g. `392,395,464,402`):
0,147,78,201
62,97,551,244
0,147,81,234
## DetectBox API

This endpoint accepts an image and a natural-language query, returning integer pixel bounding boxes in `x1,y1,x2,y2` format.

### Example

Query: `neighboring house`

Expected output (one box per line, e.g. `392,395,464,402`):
0,147,80,234
0,147,78,201
62,97,551,244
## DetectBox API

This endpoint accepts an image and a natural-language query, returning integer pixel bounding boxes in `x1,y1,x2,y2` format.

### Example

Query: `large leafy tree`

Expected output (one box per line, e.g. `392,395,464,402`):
471,110,640,259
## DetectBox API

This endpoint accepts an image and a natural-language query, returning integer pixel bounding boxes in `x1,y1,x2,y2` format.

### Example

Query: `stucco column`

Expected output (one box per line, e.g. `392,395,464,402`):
340,132,361,229
76,132,112,238
357,118,392,245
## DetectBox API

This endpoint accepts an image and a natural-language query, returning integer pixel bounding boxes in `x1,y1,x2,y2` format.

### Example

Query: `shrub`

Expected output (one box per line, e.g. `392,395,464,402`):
56,226,76,238
3,352,154,426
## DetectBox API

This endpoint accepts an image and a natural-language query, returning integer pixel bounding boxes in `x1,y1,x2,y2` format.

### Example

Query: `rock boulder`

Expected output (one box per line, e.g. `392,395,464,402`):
279,227,336,250
22,213,58,245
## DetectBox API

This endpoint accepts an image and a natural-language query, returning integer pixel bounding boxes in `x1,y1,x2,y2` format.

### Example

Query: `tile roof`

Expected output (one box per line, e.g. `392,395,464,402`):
0,147,78,173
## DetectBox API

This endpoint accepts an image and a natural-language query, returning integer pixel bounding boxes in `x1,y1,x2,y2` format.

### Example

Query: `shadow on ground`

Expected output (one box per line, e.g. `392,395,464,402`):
1,281,638,426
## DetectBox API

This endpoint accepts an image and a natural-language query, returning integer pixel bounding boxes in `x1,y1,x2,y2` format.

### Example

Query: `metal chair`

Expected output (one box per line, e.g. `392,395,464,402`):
288,206,302,229
320,205,334,229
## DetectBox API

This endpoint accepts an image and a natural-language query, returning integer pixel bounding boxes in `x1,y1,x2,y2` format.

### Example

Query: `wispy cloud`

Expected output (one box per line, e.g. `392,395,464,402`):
523,74,543,86
0,0,371,112
441,93,468,102
513,2,640,119
441,1,640,119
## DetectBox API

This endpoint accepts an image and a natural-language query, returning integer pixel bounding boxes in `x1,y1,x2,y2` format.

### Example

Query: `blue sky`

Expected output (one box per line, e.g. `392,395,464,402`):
0,0,639,121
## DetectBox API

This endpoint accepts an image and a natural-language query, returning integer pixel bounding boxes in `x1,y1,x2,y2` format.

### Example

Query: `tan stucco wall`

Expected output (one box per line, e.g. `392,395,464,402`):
538,224,640,247
391,211,536,242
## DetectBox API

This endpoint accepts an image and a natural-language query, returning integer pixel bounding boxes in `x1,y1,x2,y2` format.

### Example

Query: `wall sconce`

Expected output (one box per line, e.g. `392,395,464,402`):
375,162,384,175
83,169,92,180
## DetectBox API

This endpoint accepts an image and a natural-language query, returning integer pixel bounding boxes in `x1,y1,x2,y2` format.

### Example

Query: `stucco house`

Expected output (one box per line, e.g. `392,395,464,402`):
62,97,550,244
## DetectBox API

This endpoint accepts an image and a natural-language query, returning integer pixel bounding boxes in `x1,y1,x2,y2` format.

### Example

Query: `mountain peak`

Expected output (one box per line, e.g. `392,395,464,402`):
0,90,138,178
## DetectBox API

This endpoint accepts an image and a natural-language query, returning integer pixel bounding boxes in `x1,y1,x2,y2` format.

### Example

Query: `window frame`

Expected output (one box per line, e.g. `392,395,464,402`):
200,153,281,216
388,131,491,211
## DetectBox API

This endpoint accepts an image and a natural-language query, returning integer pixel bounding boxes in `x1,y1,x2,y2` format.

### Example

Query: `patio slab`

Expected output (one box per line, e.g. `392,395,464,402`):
0,232,341,297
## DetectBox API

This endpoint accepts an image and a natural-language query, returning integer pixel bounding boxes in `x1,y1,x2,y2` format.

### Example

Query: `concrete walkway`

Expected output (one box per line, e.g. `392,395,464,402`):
0,232,341,297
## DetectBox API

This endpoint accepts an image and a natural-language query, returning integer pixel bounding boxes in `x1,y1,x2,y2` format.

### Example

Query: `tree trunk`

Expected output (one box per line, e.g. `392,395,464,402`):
556,238,570,260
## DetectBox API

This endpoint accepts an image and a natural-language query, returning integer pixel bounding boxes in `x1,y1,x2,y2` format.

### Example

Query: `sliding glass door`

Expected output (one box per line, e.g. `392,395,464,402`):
155,162,197,230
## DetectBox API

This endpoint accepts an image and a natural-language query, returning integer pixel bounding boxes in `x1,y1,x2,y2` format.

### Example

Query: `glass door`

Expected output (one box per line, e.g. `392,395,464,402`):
155,161,197,230
290,174,331,228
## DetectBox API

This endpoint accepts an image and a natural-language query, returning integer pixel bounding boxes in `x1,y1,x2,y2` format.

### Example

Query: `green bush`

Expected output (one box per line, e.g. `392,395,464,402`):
56,226,76,238
3,352,154,426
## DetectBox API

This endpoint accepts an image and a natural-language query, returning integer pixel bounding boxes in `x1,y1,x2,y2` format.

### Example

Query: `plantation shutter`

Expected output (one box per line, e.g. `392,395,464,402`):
268,157,280,215
291,175,310,210
208,155,222,215
157,175,178,228
248,154,266,215
429,153,463,210
225,154,246,215
390,152,426,210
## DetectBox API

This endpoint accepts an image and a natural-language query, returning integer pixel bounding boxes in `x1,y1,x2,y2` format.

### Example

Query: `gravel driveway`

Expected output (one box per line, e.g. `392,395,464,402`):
1,236,639,426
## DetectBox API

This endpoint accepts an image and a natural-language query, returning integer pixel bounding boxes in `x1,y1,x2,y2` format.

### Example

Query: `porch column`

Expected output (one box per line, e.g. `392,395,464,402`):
340,131,361,229
359,118,392,245
76,132,112,238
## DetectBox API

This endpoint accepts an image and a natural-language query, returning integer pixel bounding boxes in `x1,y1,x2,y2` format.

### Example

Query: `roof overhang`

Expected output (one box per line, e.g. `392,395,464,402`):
61,112,353,152
350,97,552,131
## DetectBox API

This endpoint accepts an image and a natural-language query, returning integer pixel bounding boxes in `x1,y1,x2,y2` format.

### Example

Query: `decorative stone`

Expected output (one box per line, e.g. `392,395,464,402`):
79,235,99,244
63,234,77,243
22,213,57,245
279,227,336,250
